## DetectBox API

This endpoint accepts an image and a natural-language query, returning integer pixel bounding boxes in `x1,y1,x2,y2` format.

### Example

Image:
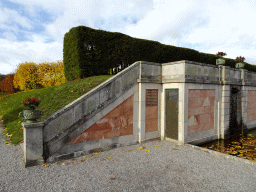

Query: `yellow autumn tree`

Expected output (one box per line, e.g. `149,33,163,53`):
13,62,41,91
36,60,67,88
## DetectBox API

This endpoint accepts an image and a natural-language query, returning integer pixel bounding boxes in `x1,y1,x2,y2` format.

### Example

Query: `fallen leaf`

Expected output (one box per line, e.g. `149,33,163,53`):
138,147,144,150
4,142,9,145
155,145,159,147
172,148,178,150
71,159,76,161
145,150,150,152
247,153,254,158
80,160,85,162
107,157,111,159
83,156,87,158
56,161,61,164
42,164,49,167
62,162,67,166
92,152,98,155
110,177,115,180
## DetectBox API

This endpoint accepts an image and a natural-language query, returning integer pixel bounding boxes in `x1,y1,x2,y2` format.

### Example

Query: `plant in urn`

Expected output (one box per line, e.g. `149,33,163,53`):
216,52,226,66
235,56,245,69
19,97,44,123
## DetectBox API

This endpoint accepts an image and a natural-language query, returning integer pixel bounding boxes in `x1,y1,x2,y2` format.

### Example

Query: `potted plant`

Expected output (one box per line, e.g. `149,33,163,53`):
19,97,44,123
235,56,245,69
216,52,226,66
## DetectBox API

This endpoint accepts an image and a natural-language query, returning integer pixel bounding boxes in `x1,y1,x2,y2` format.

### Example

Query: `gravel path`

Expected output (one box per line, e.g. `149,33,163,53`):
1,120,256,192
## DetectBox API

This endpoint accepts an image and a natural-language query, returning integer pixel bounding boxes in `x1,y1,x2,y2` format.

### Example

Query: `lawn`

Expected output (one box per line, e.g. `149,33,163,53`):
0,75,115,146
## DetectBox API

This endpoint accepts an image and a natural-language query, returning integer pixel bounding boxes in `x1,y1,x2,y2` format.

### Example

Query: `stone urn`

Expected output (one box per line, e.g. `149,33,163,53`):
236,62,245,69
216,57,225,66
19,109,44,123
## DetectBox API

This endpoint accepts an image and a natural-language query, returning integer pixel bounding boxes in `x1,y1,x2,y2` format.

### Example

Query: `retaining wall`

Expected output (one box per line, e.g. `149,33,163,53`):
21,60,256,167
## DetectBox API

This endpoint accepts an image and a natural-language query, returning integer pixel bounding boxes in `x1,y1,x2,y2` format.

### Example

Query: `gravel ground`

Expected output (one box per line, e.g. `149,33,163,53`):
1,121,256,192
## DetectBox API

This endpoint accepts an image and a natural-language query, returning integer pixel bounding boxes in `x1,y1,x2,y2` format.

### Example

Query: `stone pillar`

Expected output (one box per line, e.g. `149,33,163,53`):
241,68,248,85
218,65,231,139
21,122,45,168
241,69,248,131
138,82,146,143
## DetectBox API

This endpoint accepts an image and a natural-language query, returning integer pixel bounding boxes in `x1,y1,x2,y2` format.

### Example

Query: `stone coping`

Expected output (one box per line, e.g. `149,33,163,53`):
42,61,141,125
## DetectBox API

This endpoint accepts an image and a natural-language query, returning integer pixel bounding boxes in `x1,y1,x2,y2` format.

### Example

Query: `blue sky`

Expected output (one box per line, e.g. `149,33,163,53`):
0,0,256,75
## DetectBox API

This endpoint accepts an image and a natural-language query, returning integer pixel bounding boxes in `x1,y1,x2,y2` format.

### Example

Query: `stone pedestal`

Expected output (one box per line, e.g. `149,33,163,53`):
21,122,45,168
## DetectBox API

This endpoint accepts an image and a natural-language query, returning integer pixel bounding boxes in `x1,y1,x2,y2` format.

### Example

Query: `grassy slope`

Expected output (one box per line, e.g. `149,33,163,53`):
0,75,115,146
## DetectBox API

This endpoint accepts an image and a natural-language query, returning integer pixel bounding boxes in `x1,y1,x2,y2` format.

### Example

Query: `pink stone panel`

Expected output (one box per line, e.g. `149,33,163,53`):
188,89,197,97
188,97,194,109
67,95,134,144
145,89,158,133
189,97,205,108
194,114,200,124
145,106,158,133
210,112,214,122
204,106,214,113
208,97,215,106
247,108,255,116
199,90,208,97
188,107,196,116
195,107,204,115
199,123,213,132
199,113,210,124
108,107,124,118
190,89,201,98
207,90,215,97
146,118,158,133
247,90,256,122
188,89,215,134
105,128,121,139
146,106,158,114
188,124,199,134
